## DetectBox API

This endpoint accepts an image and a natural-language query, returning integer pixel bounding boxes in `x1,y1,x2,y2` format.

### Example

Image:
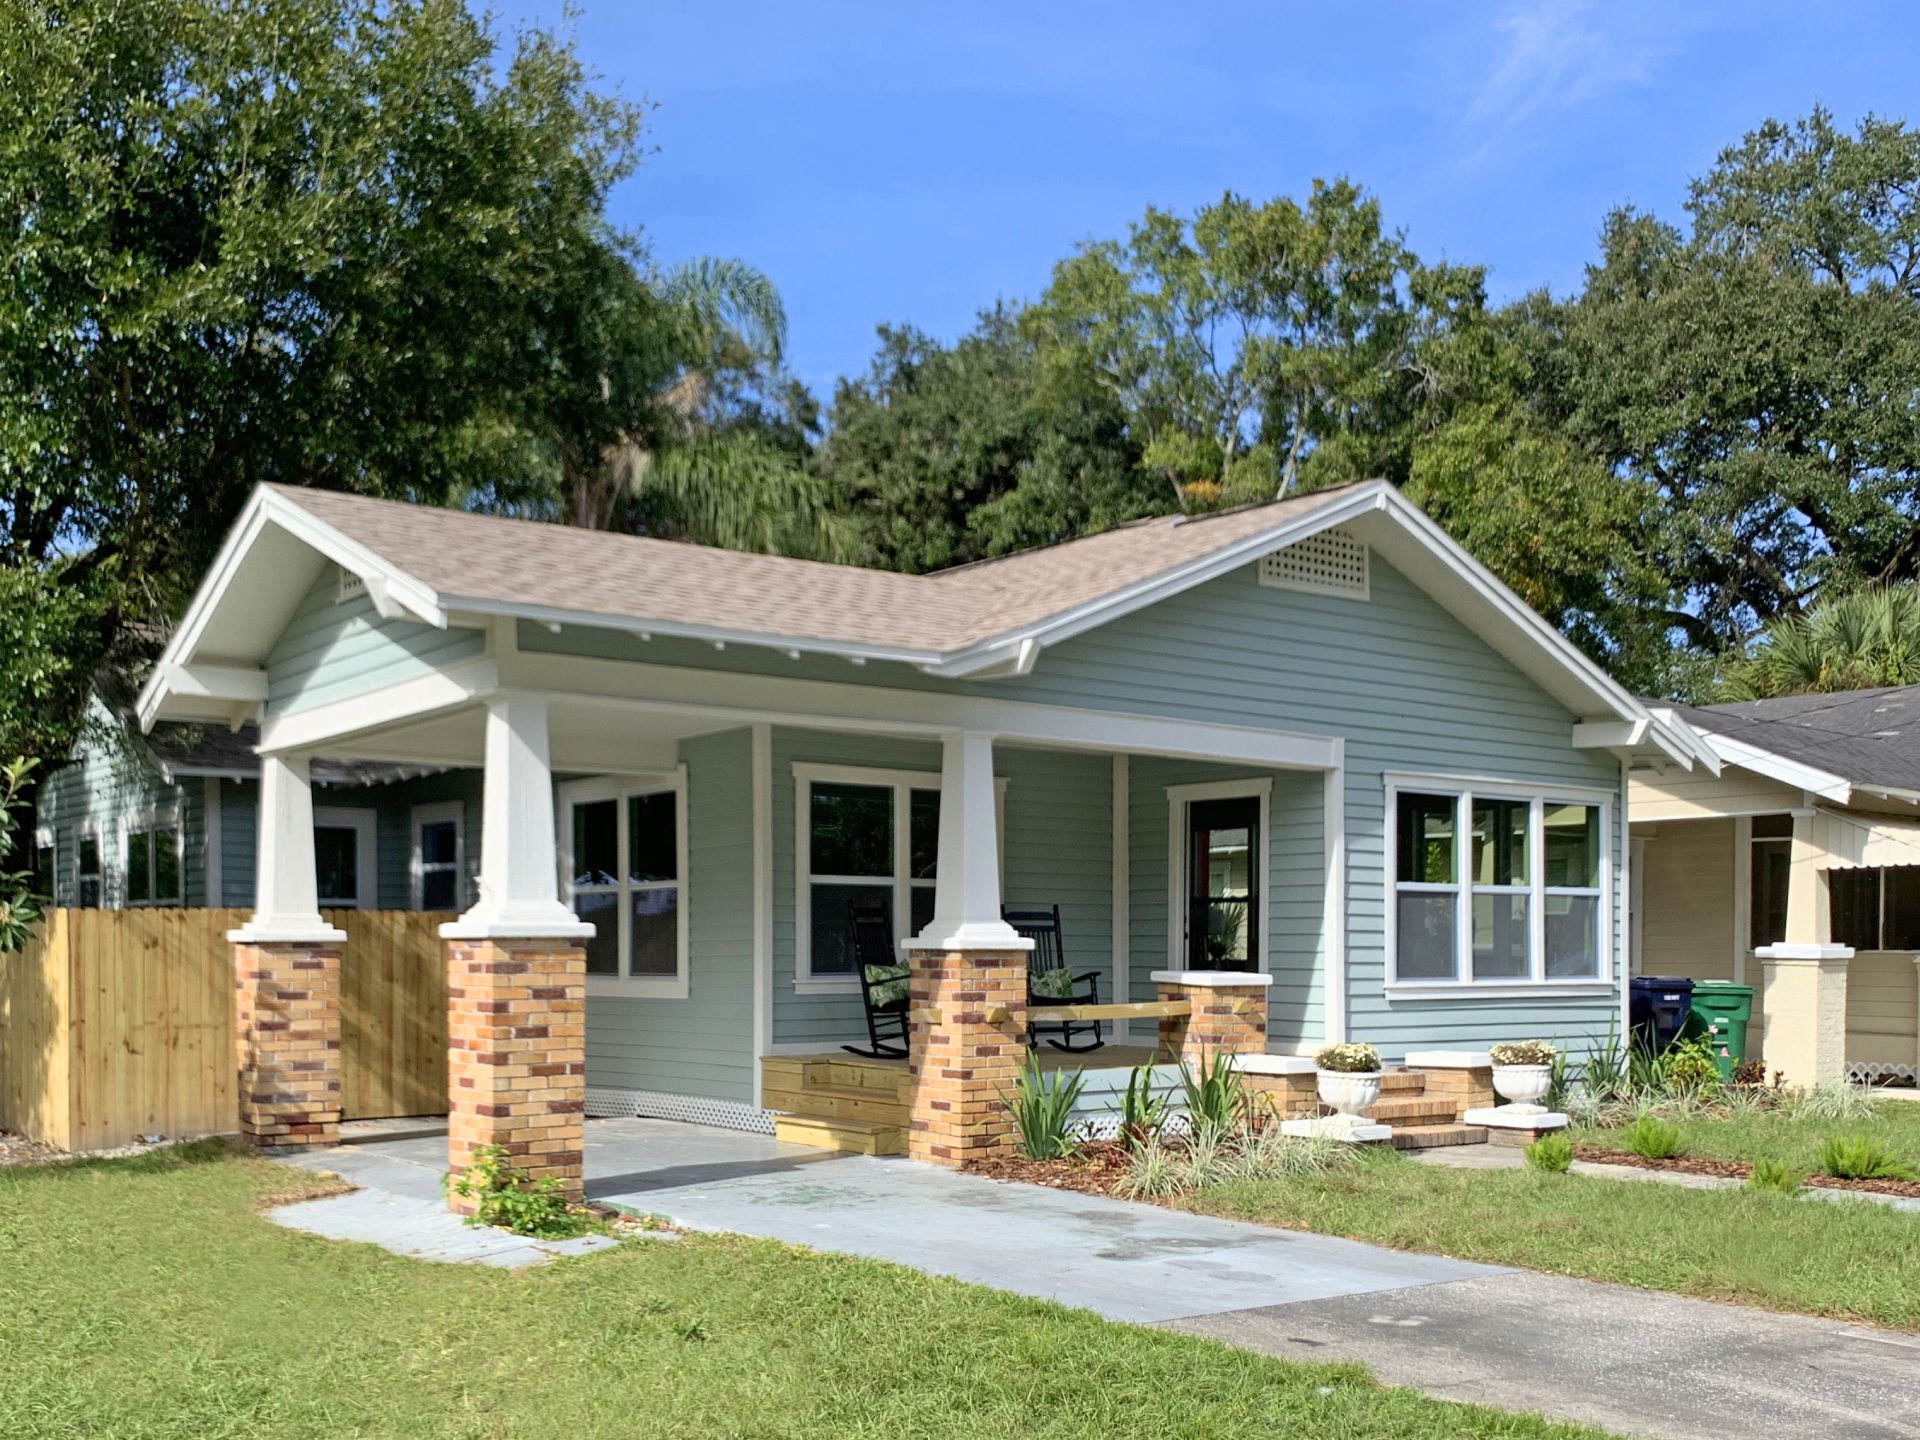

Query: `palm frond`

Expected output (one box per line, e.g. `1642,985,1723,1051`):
659,257,788,368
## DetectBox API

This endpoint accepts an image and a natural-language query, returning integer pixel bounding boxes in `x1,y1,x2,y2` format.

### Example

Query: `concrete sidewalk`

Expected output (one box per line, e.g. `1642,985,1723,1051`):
279,1117,1920,1438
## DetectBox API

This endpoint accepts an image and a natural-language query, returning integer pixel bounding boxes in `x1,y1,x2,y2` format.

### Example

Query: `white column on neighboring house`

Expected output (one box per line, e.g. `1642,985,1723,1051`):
905,731,1029,953
441,695,594,940
227,753,344,943
1755,811,1852,1086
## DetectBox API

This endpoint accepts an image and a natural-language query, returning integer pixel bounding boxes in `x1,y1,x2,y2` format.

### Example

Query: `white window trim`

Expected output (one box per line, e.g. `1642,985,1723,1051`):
1165,777,1273,974
118,807,186,909
409,801,466,911
793,762,1006,992
558,769,690,999
312,807,377,911
1383,772,1614,997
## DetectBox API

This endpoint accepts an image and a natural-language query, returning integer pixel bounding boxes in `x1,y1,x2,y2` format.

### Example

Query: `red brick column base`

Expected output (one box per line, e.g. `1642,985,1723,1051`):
906,947,1029,1166
234,940,343,1148
446,938,586,1210
1153,970,1273,1067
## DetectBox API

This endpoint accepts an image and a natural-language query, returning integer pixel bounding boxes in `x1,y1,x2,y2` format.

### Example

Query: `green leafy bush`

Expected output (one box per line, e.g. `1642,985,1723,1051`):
1489,1040,1555,1066
1661,1035,1722,1094
1622,1116,1685,1160
1783,1084,1882,1123
1004,1053,1086,1160
1524,1133,1573,1173
1817,1135,1920,1182
1117,1062,1167,1152
1178,1051,1248,1136
0,757,45,951
1314,1042,1381,1073
1581,1023,1629,1102
1746,1158,1806,1194
1115,1123,1355,1201
448,1145,595,1239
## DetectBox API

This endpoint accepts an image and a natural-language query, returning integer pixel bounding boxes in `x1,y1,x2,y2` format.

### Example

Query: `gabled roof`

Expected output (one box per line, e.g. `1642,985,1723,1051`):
137,478,1704,767
1672,687,1920,803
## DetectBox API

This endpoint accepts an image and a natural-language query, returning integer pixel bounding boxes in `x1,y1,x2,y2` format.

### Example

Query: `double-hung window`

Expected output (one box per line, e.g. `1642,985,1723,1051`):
32,830,54,900
411,802,465,911
76,831,103,909
312,809,376,910
559,771,688,996
123,815,183,907
1388,778,1609,988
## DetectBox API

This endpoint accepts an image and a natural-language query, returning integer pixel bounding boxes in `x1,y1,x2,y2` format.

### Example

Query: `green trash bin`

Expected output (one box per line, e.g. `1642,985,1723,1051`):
1686,981,1755,1081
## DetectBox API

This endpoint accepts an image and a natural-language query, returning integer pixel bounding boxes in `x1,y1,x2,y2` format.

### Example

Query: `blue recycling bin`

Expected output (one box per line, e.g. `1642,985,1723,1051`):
1629,975,1695,1052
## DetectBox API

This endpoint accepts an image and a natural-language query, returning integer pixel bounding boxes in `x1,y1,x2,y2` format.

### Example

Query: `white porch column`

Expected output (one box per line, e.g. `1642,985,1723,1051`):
441,696,594,941
227,753,344,943
906,731,1026,952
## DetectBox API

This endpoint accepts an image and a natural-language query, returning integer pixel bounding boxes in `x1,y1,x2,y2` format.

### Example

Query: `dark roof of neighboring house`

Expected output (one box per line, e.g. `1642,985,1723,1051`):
1674,686,1920,796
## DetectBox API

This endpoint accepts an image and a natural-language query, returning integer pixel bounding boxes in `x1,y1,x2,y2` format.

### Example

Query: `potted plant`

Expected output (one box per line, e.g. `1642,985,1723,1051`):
1314,1041,1383,1120
1488,1039,1555,1111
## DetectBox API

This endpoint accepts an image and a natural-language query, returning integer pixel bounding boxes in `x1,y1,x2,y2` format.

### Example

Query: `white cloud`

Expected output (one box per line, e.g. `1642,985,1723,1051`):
1462,0,1676,155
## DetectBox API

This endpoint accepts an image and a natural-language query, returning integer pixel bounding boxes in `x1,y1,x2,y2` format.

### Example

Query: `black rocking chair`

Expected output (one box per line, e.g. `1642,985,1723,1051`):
842,904,911,1060
1004,904,1106,1053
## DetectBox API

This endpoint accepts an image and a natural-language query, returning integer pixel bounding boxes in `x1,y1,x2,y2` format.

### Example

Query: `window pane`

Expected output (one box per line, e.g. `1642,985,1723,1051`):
810,783,891,877
1750,839,1790,948
628,792,677,883
154,830,180,902
1471,799,1529,887
630,889,679,976
1397,794,1455,884
1751,813,1794,839
909,884,935,935
1829,868,1881,950
126,830,150,904
33,844,53,896
421,868,459,912
420,820,458,866
79,836,99,875
909,789,939,880
314,826,358,903
1886,868,1920,950
1395,892,1457,979
575,890,620,975
1472,892,1530,978
1543,804,1599,888
572,800,618,887
810,883,892,976
1545,894,1600,977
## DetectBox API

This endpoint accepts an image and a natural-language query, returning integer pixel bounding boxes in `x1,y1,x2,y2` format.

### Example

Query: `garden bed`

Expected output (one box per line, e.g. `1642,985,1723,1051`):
1572,1144,1920,1198
965,1142,1131,1195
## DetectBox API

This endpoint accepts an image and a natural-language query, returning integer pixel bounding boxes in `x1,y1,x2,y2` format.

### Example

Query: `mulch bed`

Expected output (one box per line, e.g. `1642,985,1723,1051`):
965,1142,1131,1196
1573,1144,1920,1198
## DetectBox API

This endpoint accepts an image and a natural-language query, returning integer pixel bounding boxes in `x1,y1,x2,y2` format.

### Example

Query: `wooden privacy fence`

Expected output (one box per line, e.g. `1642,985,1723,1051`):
0,908,448,1151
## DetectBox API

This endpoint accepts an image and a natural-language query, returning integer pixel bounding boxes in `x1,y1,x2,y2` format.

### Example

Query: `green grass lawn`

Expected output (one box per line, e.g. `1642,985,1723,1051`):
1571,1097,1920,1170
1182,1147,1920,1330
0,1142,1605,1440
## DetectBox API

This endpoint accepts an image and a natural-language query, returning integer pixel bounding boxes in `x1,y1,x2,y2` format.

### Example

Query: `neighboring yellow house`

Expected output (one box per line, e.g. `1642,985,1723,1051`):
1630,686,1920,1088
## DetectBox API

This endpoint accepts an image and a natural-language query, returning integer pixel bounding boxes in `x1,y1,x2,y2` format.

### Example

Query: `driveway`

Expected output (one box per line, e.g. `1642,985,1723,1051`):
289,1118,1920,1439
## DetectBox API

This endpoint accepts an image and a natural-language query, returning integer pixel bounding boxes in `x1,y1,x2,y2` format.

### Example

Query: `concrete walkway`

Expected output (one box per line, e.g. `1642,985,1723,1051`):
275,1118,1920,1438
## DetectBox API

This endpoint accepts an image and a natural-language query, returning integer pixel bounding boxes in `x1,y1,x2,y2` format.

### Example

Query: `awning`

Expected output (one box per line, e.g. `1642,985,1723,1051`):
1814,808,1920,870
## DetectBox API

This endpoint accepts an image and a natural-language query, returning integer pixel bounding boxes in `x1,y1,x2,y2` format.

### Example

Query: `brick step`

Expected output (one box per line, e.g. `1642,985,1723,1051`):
1377,1070,1428,1093
1363,1096,1459,1124
774,1114,906,1156
1386,1123,1488,1151
763,1084,908,1128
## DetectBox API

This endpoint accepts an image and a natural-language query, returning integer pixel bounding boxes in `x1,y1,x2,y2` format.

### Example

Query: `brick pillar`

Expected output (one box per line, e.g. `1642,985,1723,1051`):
1152,970,1273,1066
446,938,586,1209
234,940,342,1148
905,946,1028,1166
1759,946,1851,1088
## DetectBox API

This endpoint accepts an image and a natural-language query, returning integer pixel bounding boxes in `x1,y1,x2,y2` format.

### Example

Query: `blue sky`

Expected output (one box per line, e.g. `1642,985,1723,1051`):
505,1,1920,401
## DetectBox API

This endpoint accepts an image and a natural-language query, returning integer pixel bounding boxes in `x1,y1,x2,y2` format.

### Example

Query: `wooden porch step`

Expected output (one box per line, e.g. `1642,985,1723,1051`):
763,1084,907,1128
774,1114,906,1156
1364,1096,1459,1125
1386,1123,1487,1151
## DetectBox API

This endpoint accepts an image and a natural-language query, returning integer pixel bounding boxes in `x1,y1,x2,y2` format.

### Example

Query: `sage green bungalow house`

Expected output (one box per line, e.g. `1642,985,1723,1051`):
126,479,1705,1174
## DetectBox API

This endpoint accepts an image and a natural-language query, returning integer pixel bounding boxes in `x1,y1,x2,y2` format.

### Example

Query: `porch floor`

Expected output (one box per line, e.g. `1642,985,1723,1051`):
772,1043,1165,1079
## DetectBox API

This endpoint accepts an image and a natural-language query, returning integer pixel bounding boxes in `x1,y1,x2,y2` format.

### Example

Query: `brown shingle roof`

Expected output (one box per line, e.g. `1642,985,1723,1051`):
270,482,1370,658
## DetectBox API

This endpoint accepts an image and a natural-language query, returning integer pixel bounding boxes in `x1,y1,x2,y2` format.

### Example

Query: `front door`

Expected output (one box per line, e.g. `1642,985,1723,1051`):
1187,797,1259,971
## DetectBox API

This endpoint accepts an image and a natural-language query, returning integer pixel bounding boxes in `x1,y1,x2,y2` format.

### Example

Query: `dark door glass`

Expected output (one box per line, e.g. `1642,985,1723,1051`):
1188,797,1259,971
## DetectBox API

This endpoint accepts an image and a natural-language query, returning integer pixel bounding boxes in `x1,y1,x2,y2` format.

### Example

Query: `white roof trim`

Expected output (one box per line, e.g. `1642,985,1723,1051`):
1701,730,1856,805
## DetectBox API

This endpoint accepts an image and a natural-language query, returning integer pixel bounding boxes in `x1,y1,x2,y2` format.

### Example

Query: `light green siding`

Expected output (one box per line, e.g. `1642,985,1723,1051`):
585,729,758,1104
266,568,484,715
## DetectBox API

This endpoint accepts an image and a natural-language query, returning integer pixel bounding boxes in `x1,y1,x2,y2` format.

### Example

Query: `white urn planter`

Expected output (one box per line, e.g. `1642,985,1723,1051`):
1282,1069,1391,1143
1489,1063,1553,1114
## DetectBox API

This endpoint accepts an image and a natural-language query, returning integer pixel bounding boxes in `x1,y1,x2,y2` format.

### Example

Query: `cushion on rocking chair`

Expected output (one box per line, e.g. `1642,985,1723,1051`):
864,963,910,1008
1030,968,1078,1001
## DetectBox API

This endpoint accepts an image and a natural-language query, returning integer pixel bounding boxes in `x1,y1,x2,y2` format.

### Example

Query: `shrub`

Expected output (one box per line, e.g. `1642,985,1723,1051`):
1489,1040,1555,1067
1783,1084,1882,1123
1117,1063,1168,1152
1114,1123,1355,1201
1661,1035,1722,1095
1582,1023,1629,1102
1314,1042,1381,1073
1524,1133,1573,1173
1816,1135,1920,1182
1622,1116,1685,1160
1005,1054,1086,1160
1746,1158,1806,1194
448,1144,595,1239
1178,1051,1248,1137
1730,1058,1768,1088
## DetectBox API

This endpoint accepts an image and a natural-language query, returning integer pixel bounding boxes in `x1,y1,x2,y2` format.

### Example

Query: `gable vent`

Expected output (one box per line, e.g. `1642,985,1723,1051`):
336,566,368,604
1258,528,1369,600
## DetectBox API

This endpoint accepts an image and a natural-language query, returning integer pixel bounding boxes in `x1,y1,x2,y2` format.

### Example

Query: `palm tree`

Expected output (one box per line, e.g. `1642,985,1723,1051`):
1718,586,1920,698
